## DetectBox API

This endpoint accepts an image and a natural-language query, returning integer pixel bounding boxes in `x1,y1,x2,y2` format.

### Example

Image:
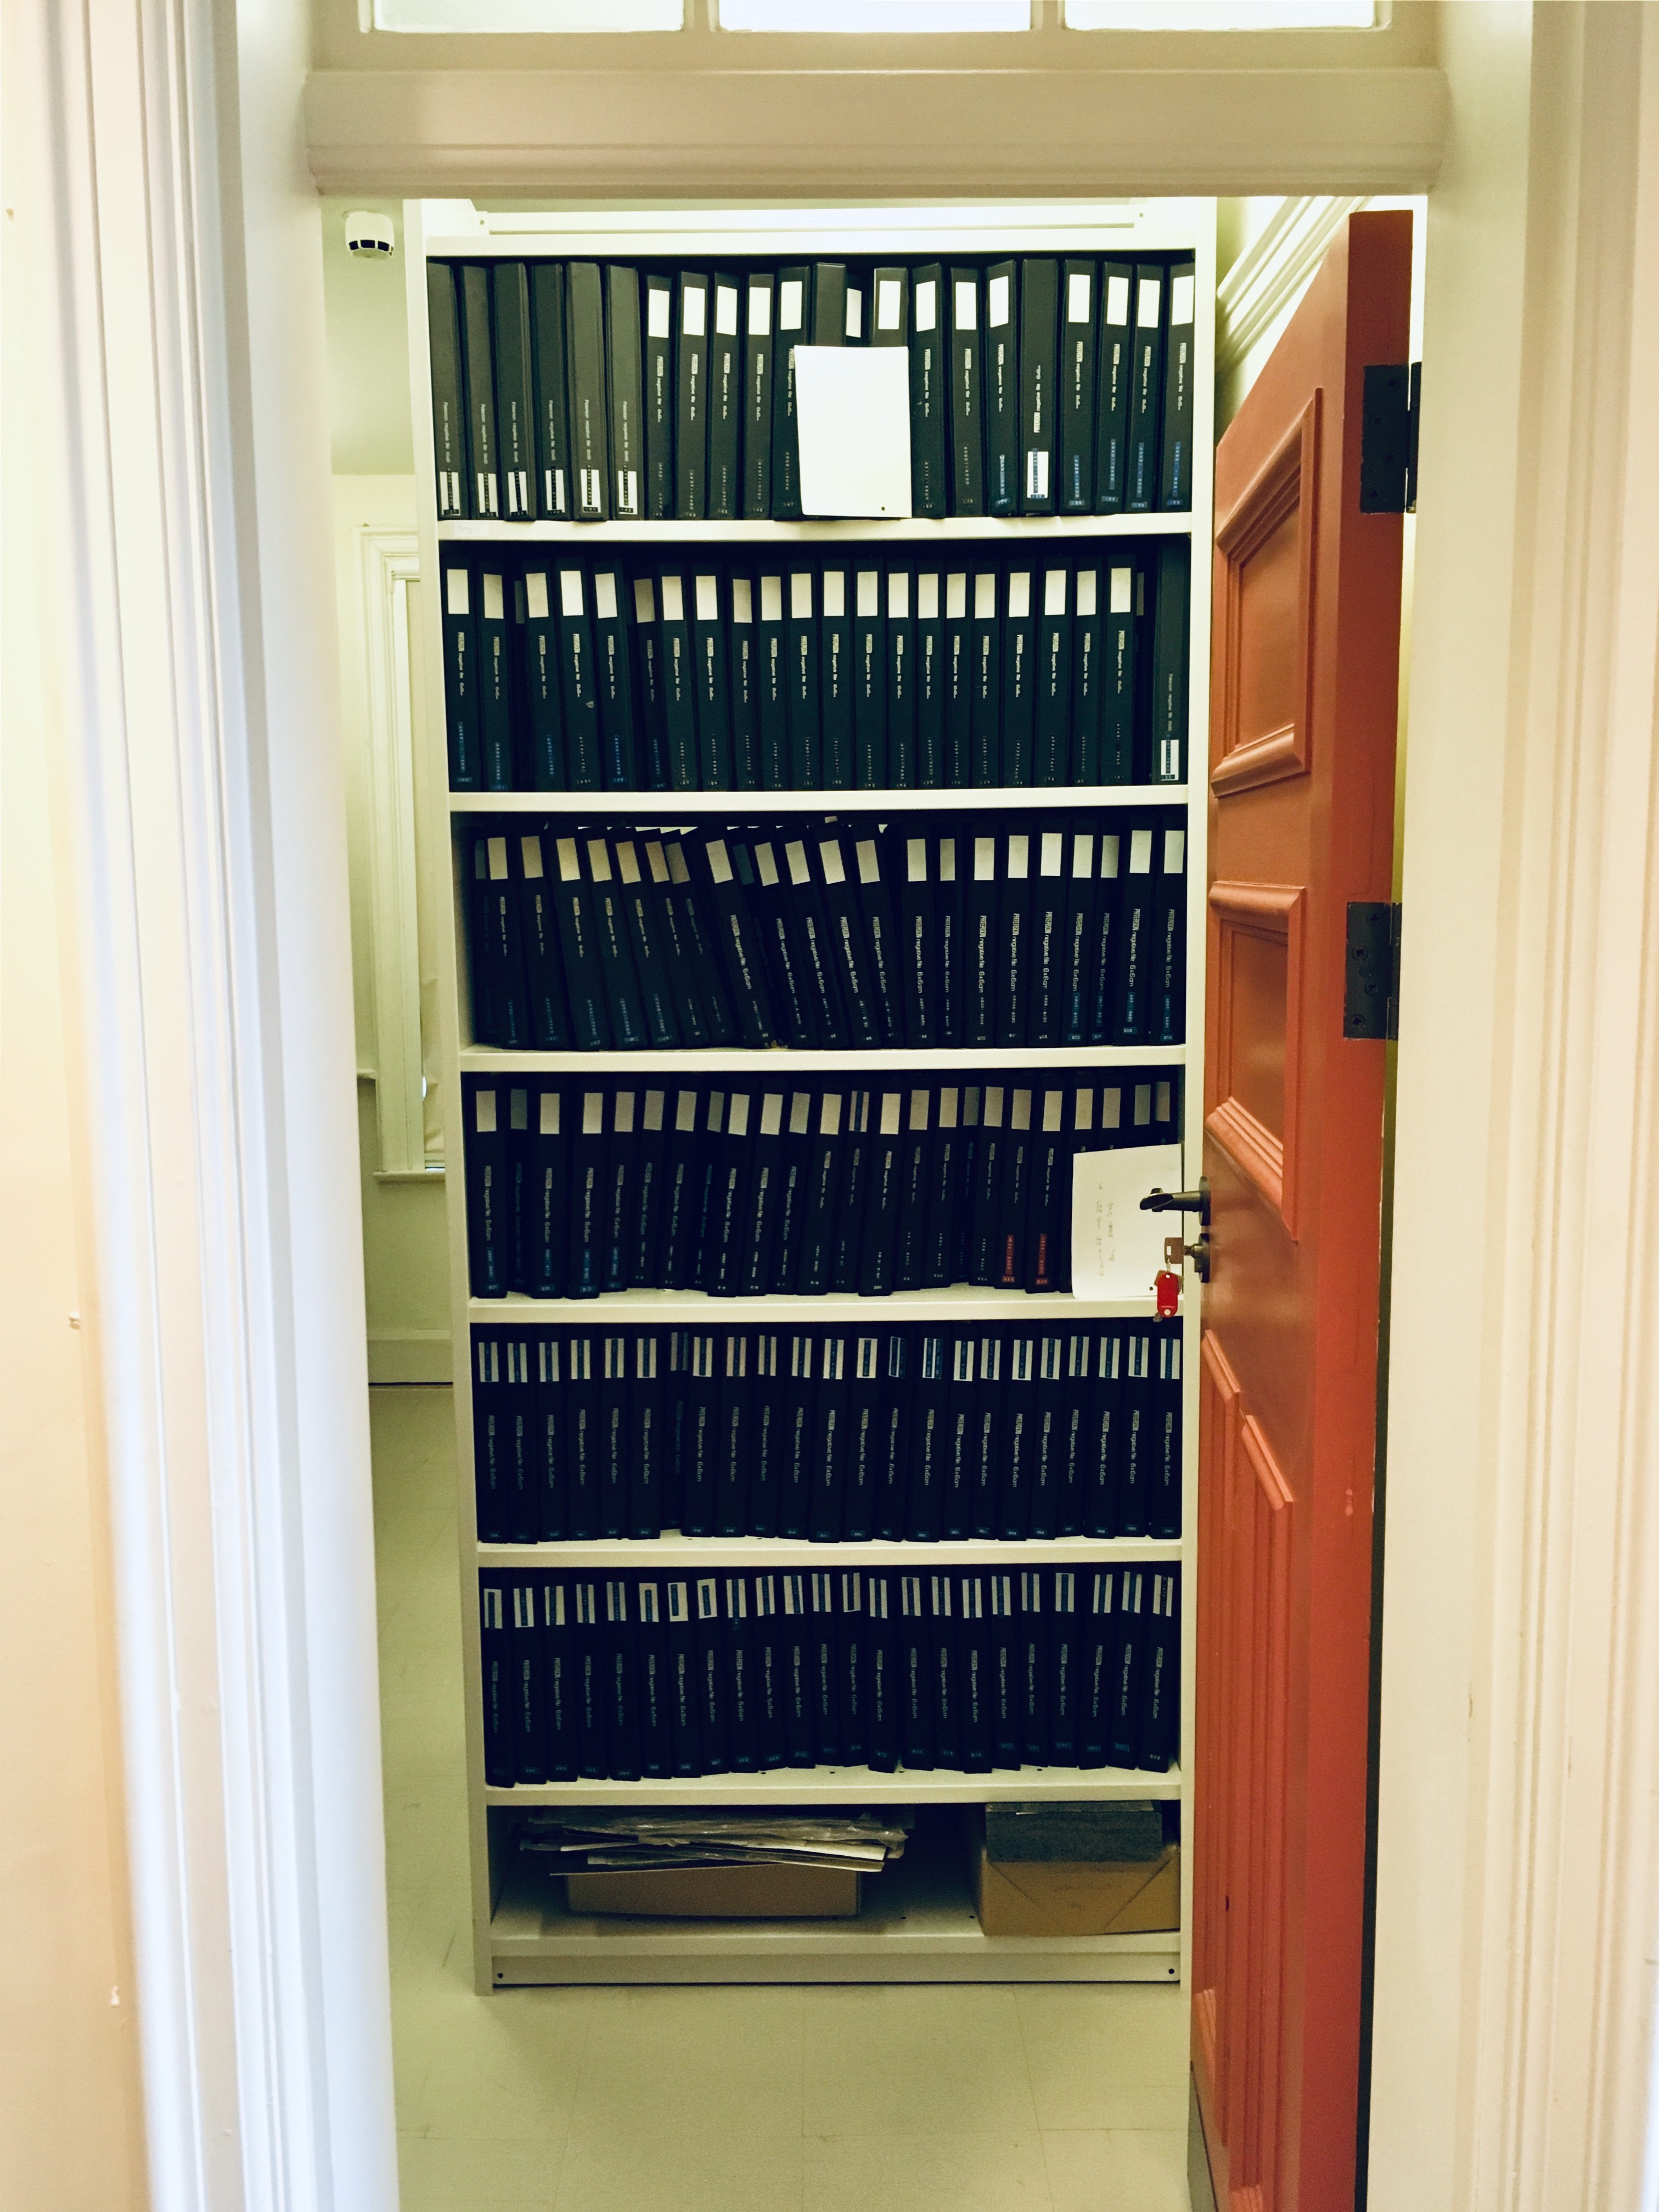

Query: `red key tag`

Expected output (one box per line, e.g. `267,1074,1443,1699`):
1154,1269,1182,1319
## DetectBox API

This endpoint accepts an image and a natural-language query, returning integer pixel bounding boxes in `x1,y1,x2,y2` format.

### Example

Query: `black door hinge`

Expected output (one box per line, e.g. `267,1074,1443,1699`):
1359,362,1420,514
1344,902,1401,1040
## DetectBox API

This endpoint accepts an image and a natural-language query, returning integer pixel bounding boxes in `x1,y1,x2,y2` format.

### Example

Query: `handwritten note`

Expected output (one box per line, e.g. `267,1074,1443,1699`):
1069,1144,1184,1299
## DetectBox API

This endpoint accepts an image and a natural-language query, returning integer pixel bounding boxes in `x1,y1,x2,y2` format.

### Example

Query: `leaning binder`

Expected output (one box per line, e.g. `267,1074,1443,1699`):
515,834,572,1051
426,262,466,520
582,836,648,1049
551,835,609,1051
854,834,905,1045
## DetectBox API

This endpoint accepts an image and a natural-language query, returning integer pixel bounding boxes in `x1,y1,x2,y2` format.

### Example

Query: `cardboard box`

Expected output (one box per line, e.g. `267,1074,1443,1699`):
565,1862,863,1920
970,1833,1180,1939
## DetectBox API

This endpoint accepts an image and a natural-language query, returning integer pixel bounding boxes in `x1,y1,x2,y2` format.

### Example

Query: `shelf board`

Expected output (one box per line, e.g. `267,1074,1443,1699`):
458,1045,1185,1075
489,1815,1179,1985
436,513,1193,547
468,1288,1165,1323
448,784,1188,816
478,1534,1185,1570
485,1763,1180,1810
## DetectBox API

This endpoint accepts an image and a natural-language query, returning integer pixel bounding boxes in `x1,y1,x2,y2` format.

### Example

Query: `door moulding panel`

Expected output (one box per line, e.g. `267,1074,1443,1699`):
1212,394,1320,796
1206,880,1305,1232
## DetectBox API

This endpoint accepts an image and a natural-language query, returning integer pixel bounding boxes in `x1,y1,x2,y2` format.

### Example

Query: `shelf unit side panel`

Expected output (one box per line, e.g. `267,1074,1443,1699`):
406,198,499,1996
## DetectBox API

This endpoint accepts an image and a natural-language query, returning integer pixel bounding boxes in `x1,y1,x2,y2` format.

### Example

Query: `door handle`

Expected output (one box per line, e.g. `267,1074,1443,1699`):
1142,1177,1211,1283
1139,1176,1211,1228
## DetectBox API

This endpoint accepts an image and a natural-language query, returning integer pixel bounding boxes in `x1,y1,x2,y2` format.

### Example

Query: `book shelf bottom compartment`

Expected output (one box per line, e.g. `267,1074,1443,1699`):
488,1805,1183,1986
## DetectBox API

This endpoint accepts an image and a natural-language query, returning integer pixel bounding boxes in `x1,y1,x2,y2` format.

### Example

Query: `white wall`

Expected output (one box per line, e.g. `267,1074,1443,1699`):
0,72,150,2192
324,206,453,1379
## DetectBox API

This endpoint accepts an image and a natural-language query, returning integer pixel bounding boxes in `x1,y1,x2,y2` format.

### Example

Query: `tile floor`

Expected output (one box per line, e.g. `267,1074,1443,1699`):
372,1384,1192,2212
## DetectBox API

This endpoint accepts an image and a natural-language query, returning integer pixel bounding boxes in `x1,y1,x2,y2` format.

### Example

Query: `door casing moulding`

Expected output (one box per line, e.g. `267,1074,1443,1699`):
1369,5,1659,2207
17,0,398,2204
1214,196,1365,379
355,527,429,1178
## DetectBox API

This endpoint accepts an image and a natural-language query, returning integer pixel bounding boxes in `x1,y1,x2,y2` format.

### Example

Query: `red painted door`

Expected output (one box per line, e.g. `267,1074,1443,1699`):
1191,210,1411,2212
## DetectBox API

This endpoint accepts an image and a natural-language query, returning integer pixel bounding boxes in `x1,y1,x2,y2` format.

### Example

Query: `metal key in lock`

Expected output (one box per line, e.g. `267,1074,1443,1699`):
1141,1176,1212,1283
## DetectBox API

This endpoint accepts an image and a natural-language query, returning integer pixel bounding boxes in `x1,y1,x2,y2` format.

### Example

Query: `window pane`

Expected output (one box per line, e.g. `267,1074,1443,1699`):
721,0,1030,27
1065,0,1376,25
373,0,681,27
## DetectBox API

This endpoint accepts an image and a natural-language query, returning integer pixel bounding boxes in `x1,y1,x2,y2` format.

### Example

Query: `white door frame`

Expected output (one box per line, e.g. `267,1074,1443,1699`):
1371,5,1659,2206
16,0,396,2204
22,1,1659,2206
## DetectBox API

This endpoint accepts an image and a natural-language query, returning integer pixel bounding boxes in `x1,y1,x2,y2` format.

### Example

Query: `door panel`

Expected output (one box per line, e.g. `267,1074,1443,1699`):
1193,210,1410,2212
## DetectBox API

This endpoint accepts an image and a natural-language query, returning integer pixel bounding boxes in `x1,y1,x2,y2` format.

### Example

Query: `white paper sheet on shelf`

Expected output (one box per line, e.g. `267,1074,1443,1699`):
794,346,913,518
1068,1143,1184,1300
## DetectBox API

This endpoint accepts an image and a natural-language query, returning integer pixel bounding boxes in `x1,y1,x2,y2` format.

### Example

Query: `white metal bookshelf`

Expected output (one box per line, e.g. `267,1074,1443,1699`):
437,512,1193,545
406,196,1214,1993
459,1046,1185,1074
490,1810,1179,1986
468,1290,1167,1323
479,1535,1181,1570
451,784,1186,815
